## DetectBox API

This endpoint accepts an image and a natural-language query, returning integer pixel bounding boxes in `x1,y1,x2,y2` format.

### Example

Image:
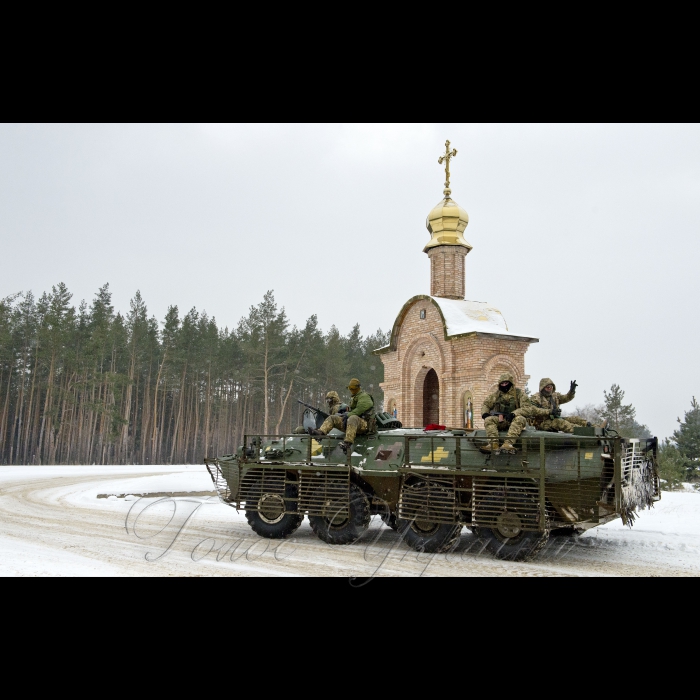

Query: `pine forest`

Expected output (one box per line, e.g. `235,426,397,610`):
0,284,389,465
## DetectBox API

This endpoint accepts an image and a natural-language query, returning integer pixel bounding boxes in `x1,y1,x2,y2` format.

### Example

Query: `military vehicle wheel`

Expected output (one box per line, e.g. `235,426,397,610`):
395,478,461,552
481,509,548,562
482,525,549,561
478,488,549,561
397,517,462,553
245,476,303,539
308,483,371,545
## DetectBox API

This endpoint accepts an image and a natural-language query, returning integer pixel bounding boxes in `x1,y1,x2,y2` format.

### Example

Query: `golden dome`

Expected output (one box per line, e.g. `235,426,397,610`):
423,197,472,253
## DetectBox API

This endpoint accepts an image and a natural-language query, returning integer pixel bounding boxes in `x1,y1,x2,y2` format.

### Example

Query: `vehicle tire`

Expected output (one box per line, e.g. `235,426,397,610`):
395,478,462,553
397,517,462,553
244,474,303,539
479,492,549,562
308,483,371,545
482,527,549,562
400,522,463,553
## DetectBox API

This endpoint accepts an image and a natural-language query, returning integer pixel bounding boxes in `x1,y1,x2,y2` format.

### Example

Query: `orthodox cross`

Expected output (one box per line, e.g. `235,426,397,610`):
438,140,457,198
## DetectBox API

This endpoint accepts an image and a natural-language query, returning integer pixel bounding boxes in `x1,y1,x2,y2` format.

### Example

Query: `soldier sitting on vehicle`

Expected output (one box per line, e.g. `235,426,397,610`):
480,372,530,454
325,391,348,415
308,379,375,454
528,378,596,433
294,392,347,434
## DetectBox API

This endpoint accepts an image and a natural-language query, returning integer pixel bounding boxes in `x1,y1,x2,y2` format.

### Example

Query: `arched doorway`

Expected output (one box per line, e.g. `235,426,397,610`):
423,369,439,426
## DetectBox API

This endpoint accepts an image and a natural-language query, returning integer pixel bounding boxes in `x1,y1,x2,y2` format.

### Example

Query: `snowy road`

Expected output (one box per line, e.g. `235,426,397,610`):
1,465,699,577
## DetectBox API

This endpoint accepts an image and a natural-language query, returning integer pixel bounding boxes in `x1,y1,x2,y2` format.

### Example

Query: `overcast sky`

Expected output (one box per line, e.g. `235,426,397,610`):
1,123,698,439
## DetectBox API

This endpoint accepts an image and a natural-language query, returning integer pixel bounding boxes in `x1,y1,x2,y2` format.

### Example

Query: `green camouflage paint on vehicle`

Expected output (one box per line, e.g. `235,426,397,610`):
204,412,660,561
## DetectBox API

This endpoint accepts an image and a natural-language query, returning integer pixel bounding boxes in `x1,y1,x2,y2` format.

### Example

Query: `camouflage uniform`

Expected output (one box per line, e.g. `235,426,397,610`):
528,377,588,433
325,391,346,416
481,372,530,441
295,393,344,434
319,389,375,443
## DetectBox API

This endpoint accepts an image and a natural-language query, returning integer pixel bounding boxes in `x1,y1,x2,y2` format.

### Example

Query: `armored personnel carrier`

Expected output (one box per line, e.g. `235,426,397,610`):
204,412,660,561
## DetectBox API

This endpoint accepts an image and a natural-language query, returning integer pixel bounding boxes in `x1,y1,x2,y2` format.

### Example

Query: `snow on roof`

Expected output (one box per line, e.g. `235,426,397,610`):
373,294,539,355
430,297,538,341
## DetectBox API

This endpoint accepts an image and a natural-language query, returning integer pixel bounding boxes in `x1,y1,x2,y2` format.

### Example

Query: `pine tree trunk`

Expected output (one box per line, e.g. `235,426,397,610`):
38,353,55,464
169,363,187,464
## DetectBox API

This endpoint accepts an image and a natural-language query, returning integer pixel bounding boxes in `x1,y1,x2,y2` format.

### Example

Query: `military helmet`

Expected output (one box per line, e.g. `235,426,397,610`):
539,377,556,392
498,372,515,385
326,391,340,402
347,378,361,390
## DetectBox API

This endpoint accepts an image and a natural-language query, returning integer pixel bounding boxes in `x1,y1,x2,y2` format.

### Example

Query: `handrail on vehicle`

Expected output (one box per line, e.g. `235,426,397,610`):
240,432,352,467
400,432,609,467
238,432,636,484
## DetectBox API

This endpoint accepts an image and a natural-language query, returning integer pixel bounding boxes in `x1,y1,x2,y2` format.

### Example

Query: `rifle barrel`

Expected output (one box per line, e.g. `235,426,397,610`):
296,398,329,419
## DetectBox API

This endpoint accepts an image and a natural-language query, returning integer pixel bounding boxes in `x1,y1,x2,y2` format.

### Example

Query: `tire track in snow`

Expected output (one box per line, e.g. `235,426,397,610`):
1,469,697,576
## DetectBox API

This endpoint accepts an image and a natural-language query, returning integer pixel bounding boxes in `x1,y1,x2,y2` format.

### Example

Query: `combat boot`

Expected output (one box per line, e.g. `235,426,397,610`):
338,441,352,455
479,440,501,454
500,440,517,454
307,427,325,436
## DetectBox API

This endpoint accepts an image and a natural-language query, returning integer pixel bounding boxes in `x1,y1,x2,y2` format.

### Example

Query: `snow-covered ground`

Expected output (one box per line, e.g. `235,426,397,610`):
0,465,698,577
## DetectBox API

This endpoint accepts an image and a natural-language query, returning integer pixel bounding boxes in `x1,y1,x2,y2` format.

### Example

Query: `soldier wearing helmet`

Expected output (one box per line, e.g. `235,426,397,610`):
528,378,597,433
293,391,347,433
480,372,530,454
325,391,348,416
308,379,375,454
293,391,348,433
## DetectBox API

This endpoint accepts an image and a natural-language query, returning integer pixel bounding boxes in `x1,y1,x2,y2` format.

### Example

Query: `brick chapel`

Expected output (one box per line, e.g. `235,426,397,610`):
376,142,539,430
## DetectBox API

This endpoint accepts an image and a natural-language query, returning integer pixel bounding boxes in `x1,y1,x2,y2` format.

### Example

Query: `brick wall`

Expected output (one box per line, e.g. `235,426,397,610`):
427,246,467,299
379,298,532,429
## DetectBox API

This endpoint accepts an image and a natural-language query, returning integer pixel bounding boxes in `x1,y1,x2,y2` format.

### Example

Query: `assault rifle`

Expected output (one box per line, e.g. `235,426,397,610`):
296,399,329,422
488,410,516,421
297,398,353,431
